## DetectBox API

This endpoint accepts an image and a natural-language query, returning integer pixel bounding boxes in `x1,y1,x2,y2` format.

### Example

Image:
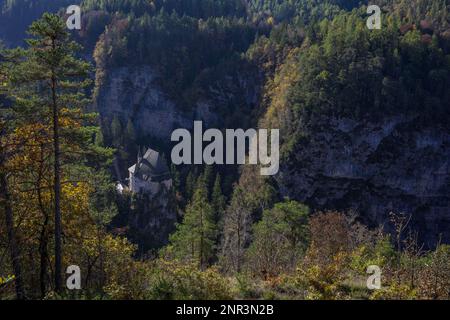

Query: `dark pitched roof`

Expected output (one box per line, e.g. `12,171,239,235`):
142,148,169,174
128,148,170,181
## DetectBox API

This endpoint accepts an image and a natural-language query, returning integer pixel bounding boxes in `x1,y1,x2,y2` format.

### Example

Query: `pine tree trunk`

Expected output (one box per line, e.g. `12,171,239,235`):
37,145,49,297
199,206,204,270
0,168,25,300
39,217,49,296
51,47,62,292
236,210,242,273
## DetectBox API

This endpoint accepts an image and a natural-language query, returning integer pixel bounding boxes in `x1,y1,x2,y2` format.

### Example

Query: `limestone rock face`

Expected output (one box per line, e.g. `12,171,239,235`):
95,66,191,140
277,115,450,248
94,64,260,140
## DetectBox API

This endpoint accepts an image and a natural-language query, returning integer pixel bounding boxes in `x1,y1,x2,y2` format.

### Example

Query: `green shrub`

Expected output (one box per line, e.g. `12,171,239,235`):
147,260,233,300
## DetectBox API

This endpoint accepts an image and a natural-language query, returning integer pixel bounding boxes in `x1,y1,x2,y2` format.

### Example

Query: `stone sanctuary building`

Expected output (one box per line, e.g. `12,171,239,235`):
127,147,172,195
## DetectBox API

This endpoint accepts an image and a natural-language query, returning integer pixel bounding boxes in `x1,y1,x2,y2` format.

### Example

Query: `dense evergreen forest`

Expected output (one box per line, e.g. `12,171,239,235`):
1,0,450,300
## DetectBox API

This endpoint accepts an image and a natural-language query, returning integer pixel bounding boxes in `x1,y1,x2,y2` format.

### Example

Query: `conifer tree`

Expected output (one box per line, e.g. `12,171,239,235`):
111,114,123,148
211,173,226,224
170,163,181,193
168,177,216,269
202,165,214,197
125,118,136,142
7,13,93,293
219,185,252,273
0,52,25,298
185,170,195,201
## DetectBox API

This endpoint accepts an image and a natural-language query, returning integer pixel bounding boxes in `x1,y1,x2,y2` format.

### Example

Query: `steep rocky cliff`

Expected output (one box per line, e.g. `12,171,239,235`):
94,64,261,140
277,114,450,247
126,189,178,252
95,66,192,141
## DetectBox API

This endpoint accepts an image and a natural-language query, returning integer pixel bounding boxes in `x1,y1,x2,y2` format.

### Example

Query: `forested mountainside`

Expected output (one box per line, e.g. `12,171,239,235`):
1,0,450,300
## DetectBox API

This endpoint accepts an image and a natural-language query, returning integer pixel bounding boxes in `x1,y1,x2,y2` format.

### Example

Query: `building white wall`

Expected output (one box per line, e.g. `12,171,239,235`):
129,170,172,195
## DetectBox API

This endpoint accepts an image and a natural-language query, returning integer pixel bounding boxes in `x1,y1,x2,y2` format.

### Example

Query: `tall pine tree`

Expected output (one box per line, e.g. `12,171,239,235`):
211,173,226,224
0,47,25,299
168,177,216,269
7,13,92,292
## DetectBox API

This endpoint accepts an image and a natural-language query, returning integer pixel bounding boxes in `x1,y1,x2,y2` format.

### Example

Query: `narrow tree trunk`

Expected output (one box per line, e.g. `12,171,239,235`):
39,217,49,296
0,169,25,300
52,90,62,292
51,44,62,292
199,208,204,270
236,210,242,273
38,189,49,296
37,144,49,297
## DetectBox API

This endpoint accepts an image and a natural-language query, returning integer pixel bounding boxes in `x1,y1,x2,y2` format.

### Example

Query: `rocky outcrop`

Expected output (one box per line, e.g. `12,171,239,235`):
94,64,260,139
95,66,192,140
115,185,177,252
277,115,450,248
